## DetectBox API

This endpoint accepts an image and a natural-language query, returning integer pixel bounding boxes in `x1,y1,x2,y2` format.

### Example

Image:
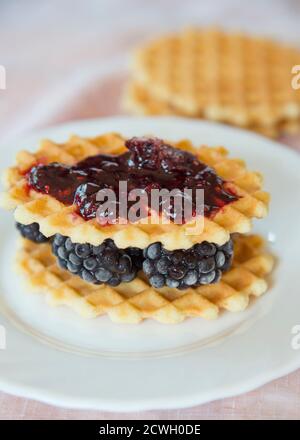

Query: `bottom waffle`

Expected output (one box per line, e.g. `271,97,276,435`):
16,234,274,324
123,81,300,138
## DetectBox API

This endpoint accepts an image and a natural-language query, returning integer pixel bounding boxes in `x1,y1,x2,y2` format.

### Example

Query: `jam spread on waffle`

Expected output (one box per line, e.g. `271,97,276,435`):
27,137,239,222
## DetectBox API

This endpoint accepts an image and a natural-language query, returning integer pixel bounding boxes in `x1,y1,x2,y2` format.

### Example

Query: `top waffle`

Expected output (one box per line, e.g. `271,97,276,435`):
132,28,300,130
0,132,269,249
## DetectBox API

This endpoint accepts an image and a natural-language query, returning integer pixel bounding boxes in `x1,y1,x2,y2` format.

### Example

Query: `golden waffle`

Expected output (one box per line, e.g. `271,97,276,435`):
123,81,179,116
0,133,269,249
16,234,274,324
123,81,300,138
131,28,300,135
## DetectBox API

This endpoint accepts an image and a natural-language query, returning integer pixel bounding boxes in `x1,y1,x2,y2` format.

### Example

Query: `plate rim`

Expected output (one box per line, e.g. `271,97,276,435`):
0,358,300,412
1,115,300,412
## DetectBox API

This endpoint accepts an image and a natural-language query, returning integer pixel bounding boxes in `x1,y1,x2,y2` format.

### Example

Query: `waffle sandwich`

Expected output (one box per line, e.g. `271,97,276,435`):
123,28,300,137
1,133,273,323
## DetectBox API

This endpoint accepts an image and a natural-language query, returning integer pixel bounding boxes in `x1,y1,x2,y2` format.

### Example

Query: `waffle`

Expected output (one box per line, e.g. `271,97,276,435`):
16,234,274,324
0,133,269,249
129,28,300,136
123,81,300,138
123,81,179,116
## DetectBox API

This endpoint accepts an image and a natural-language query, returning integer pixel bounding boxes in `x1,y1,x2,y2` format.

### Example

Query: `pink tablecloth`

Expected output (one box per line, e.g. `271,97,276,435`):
1,372,300,420
1,0,300,420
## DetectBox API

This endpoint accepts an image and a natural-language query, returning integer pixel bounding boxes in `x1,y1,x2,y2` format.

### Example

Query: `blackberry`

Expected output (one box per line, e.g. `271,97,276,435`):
143,239,233,290
125,247,144,270
16,222,49,243
52,235,140,286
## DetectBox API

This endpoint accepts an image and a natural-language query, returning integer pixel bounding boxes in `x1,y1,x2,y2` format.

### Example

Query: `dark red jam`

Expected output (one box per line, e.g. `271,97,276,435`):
26,137,239,223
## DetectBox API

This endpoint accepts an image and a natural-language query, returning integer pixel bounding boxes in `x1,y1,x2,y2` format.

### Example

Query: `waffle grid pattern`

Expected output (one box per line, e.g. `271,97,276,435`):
123,81,300,138
126,28,300,137
16,235,274,324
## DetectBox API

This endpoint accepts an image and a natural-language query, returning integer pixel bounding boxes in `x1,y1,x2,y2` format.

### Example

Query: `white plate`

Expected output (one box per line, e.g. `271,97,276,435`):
0,116,300,411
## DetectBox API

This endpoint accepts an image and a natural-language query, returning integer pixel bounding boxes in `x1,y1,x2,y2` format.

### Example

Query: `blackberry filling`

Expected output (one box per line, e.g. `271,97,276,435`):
51,235,142,286
15,223,233,288
51,235,233,288
26,137,239,222
16,222,49,243
143,240,233,290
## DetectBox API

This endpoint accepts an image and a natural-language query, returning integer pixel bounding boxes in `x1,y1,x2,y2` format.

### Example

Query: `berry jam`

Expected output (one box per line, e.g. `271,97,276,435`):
27,137,239,223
